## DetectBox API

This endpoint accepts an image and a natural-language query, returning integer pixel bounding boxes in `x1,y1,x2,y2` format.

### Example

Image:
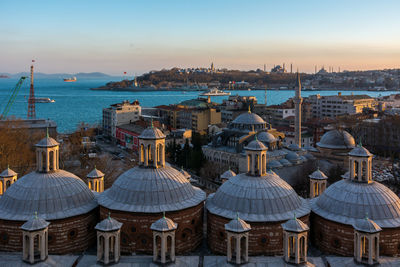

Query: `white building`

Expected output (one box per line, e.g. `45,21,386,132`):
102,100,141,138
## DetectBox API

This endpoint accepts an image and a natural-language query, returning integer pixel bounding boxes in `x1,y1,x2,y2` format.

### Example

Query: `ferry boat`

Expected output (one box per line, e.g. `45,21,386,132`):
200,88,230,96
63,77,77,82
35,97,55,103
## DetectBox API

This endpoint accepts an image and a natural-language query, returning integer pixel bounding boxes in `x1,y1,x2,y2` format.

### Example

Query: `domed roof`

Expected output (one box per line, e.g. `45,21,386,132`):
349,145,373,157
0,170,97,220
151,216,177,232
353,217,382,233
138,126,166,139
98,166,206,213
257,131,276,143
87,168,104,178
286,152,301,163
266,160,283,169
221,169,236,179
35,136,59,148
245,140,267,151
311,179,400,228
288,144,301,151
225,215,251,233
206,172,310,222
21,215,50,231
0,167,17,177
279,158,292,166
281,216,309,233
95,216,123,232
232,112,266,125
309,169,328,180
179,168,191,179
317,130,355,149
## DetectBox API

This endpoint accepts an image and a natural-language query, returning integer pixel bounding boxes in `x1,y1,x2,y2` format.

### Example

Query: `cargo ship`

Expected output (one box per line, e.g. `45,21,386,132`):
35,97,55,103
63,77,77,82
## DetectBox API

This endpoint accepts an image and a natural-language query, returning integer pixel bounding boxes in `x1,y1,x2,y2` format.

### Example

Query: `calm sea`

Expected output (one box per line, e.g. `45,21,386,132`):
0,78,396,133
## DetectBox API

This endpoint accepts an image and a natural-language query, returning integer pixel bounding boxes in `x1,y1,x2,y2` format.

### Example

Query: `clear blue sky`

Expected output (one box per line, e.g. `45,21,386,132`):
1,0,400,75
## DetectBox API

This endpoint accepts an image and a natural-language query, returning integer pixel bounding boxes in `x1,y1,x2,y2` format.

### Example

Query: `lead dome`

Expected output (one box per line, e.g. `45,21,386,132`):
317,129,355,149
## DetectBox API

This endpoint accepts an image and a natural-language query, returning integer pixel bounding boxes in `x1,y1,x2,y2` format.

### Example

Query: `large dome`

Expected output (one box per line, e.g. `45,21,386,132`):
232,112,266,125
311,179,400,228
98,166,206,213
206,172,310,222
317,130,355,149
0,170,97,221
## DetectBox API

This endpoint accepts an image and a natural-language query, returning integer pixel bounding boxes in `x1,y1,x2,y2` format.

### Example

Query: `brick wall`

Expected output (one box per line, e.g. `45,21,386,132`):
207,211,309,256
100,203,204,255
0,208,98,254
311,212,400,256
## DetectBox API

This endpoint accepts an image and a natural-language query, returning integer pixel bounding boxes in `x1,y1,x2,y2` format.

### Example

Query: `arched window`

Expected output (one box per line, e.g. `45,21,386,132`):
140,144,144,164
49,151,54,171
147,144,152,163
41,151,46,171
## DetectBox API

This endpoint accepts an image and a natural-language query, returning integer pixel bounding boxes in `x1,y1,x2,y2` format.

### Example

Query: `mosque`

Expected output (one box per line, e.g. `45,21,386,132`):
0,75,400,266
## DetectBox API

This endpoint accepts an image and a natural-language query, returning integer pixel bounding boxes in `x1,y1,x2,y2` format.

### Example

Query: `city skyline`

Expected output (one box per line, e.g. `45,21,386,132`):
1,0,400,75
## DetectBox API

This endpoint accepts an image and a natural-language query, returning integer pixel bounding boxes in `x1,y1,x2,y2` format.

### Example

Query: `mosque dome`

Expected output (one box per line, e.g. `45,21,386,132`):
232,112,265,125
245,140,267,151
151,216,178,232
98,166,206,213
317,130,355,149
285,151,301,164
206,171,310,222
349,145,373,157
311,179,400,228
0,170,97,221
309,169,328,180
266,160,283,169
221,169,236,179
257,131,276,143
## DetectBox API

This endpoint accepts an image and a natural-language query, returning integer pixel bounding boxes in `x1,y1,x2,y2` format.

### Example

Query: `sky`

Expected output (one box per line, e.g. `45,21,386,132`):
1,0,400,75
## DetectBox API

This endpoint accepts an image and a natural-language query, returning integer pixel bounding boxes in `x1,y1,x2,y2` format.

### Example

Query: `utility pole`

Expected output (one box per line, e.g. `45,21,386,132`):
27,60,36,119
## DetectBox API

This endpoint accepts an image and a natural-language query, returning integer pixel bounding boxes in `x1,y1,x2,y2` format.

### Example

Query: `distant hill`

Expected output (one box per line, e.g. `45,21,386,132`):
0,72,120,79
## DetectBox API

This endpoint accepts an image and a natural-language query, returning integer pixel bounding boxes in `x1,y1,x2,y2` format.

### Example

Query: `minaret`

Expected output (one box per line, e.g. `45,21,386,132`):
294,72,303,147
27,60,36,119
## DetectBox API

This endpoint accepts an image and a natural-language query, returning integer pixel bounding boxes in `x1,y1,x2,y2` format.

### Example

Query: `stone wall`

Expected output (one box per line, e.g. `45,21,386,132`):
207,211,309,256
100,203,204,255
311,213,400,256
0,208,98,254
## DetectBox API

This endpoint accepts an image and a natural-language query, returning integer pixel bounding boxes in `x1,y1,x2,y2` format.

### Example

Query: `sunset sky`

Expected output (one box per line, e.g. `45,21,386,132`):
1,0,400,75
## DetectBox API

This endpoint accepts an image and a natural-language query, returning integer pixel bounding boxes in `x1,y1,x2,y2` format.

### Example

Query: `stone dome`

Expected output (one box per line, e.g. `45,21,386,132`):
206,172,310,222
98,166,206,213
21,215,50,231
349,145,373,157
0,170,98,221
151,216,177,232
311,179,400,228
279,158,292,166
281,217,309,233
0,167,17,177
257,131,276,143
353,217,382,233
232,112,266,125
35,136,59,147
266,160,283,169
225,216,251,233
95,216,123,232
221,169,236,179
87,168,104,178
309,169,328,180
317,130,355,149
285,152,301,163
138,126,166,139
245,140,267,151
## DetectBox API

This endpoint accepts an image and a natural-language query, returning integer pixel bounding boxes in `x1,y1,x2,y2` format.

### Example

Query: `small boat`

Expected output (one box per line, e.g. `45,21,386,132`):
35,97,55,103
64,77,77,82
200,88,230,96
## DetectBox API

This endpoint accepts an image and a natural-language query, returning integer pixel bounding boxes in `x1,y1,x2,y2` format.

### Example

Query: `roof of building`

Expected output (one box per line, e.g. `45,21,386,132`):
95,216,123,232
35,136,59,148
98,166,206,213
267,160,283,169
257,131,276,143
20,215,50,231
339,94,373,100
0,170,98,221
0,167,17,178
353,217,382,233
179,168,191,179
279,158,292,166
221,169,236,179
225,215,251,233
232,112,266,125
87,168,104,178
309,168,328,180
285,152,301,163
150,215,177,232
311,179,400,228
245,140,267,151
317,130,356,149
206,172,310,222
281,216,309,233
138,126,166,139
349,145,373,157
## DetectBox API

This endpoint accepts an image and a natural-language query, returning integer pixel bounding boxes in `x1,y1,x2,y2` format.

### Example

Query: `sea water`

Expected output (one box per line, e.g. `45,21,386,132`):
0,78,396,133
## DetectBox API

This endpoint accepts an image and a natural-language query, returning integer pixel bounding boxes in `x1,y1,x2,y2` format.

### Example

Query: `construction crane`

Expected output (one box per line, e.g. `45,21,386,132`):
0,77,27,119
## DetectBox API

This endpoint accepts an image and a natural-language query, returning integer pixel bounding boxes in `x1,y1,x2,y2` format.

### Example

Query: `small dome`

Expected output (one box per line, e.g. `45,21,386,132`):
257,131,276,143
317,130,355,149
221,169,236,179
0,170,97,220
279,158,292,166
225,216,251,233
286,152,301,163
35,136,59,147
138,126,166,139
267,160,283,169
95,216,123,232
311,179,400,228
0,167,17,177
99,166,206,213
281,217,309,233
309,169,328,180
21,215,50,231
232,112,266,125
87,168,104,178
151,216,177,232
288,144,301,151
207,172,310,222
349,145,373,157
245,140,267,151
304,153,316,160
353,217,382,233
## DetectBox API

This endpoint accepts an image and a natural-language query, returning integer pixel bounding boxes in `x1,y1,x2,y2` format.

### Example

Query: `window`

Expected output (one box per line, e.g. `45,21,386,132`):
68,228,78,240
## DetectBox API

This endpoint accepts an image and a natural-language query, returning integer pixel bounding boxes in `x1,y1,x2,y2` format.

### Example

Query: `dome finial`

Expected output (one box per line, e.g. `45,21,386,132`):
163,211,166,218
365,212,369,220
34,211,38,219
46,127,49,138
108,211,111,219
255,135,258,141
293,212,296,220
236,212,239,220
